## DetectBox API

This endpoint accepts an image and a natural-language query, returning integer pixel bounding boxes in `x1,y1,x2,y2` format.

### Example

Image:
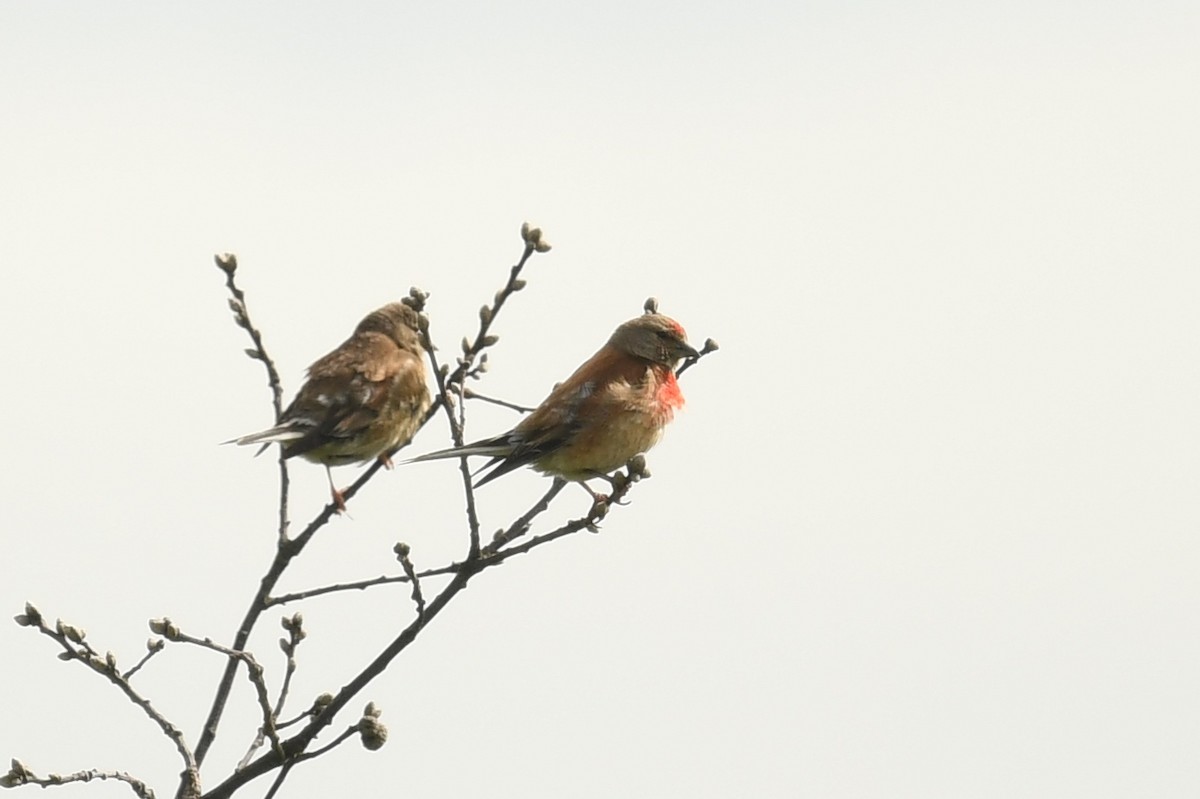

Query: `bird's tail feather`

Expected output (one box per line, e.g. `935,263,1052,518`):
223,426,307,448
404,440,513,464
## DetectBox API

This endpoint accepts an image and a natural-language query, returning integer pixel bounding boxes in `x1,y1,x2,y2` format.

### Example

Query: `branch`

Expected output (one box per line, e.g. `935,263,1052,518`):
260,718,364,799
481,478,568,555
0,760,155,799
201,565,479,799
418,237,548,559
236,614,306,771
393,544,426,620
461,386,536,413
417,309,484,557
272,613,306,720
121,637,165,682
150,619,284,760
674,337,719,379
263,562,461,608
214,253,290,544
13,604,198,795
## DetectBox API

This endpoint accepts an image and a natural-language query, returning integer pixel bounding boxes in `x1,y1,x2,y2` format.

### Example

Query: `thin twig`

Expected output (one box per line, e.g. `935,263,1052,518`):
155,622,284,760
236,612,305,771
15,607,198,788
296,724,361,760
449,242,540,386
273,613,305,719
121,638,165,681
214,254,290,544
202,565,482,799
394,544,425,620
261,761,294,799
457,455,484,558
419,311,484,557
462,386,536,413
260,725,360,799
264,563,461,608
429,240,546,558
674,337,719,379
481,478,568,555
0,761,155,799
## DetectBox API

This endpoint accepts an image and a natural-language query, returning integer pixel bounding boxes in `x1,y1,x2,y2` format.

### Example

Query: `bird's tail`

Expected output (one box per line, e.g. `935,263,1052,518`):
403,437,513,465
406,433,547,488
223,424,306,457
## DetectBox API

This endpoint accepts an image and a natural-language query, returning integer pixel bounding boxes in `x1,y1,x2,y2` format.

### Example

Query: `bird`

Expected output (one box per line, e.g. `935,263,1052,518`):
228,301,431,511
408,312,698,496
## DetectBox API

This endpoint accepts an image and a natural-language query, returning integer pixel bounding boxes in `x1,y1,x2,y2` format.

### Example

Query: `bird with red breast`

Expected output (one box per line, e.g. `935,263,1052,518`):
229,301,431,510
409,311,697,494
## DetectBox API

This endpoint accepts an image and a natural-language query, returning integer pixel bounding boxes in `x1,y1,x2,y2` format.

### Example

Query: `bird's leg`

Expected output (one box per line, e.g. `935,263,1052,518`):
577,480,606,503
575,475,618,525
376,453,395,470
325,466,348,514
579,471,631,507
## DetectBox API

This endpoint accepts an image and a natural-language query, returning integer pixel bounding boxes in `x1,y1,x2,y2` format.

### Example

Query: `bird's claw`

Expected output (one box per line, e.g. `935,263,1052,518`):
330,488,348,514
587,495,610,527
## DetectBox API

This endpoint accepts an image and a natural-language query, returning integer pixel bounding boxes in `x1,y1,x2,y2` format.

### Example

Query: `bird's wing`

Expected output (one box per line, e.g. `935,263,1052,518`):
472,344,649,485
280,334,421,459
402,380,590,476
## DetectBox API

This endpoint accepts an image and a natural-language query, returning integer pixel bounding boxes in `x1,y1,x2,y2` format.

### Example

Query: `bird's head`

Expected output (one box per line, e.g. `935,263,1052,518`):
609,313,699,367
356,302,423,352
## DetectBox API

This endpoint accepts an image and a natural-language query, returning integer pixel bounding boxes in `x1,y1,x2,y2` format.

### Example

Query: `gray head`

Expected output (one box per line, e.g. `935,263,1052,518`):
608,313,699,366
356,302,424,352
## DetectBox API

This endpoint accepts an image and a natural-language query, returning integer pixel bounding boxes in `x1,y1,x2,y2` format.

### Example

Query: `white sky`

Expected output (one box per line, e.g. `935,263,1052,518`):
2,2,1197,797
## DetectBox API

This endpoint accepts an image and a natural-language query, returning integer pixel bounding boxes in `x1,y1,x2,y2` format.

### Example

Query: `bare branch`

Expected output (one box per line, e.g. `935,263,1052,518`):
418,308,484,557
421,234,551,558
264,563,461,608
449,238,542,387
149,619,283,761
214,253,291,544
461,386,536,414
121,637,165,681
481,478,568,555
674,337,719,378
14,605,198,788
393,544,425,620
260,719,364,799
0,760,155,799
201,565,481,799
273,613,305,719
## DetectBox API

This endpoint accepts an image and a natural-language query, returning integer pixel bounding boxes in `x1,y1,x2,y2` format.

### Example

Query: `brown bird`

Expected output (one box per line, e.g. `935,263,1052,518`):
409,312,697,492
230,302,431,510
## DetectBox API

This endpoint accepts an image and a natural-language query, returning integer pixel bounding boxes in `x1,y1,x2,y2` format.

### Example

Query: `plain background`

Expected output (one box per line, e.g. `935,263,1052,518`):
2,2,1197,797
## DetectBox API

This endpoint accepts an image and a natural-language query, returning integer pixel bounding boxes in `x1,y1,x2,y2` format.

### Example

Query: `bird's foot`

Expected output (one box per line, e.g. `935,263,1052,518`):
330,488,348,514
377,454,395,470
586,493,610,529
583,473,630,506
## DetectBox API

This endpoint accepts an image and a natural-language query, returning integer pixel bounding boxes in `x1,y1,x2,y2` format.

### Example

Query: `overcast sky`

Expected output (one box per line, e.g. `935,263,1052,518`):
2,2,1197,797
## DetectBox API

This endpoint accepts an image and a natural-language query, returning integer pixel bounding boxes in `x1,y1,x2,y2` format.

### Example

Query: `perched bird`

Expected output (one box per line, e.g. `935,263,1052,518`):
229,302,431,510
409,312,698,494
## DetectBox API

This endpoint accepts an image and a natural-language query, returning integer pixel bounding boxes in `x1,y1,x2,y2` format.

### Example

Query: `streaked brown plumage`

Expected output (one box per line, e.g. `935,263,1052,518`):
409,312,697,490
230,302,430,509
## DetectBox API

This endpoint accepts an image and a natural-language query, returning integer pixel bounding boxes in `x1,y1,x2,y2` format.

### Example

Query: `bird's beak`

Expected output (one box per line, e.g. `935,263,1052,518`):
679,341,700,360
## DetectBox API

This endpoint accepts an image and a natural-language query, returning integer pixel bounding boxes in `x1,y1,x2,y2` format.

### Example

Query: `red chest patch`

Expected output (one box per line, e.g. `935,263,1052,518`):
656,370,686,412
